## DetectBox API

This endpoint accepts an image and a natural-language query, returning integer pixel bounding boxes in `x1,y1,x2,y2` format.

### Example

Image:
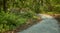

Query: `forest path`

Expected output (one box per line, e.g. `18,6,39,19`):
18,14,59,33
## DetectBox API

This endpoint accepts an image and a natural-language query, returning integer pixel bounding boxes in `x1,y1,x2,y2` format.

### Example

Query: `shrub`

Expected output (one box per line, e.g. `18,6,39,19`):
0,11,27,32
19,11,36,18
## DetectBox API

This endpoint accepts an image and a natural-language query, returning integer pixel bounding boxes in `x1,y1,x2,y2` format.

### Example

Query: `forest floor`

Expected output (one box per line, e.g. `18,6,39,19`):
3,14,60,33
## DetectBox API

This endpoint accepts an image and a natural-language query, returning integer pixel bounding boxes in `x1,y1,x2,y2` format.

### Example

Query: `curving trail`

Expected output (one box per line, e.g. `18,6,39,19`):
18,14,59,33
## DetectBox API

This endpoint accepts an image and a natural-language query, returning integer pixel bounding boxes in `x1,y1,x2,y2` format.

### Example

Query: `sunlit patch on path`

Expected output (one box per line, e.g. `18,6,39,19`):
18,14,59,33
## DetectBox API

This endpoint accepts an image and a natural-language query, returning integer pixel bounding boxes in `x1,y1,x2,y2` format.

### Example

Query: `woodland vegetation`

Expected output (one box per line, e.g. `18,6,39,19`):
0,0,60,33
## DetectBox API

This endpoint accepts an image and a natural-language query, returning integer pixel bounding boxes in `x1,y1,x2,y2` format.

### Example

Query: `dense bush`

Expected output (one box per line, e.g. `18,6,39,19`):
0,0,60,32
19,11,36,18
0,11,27,32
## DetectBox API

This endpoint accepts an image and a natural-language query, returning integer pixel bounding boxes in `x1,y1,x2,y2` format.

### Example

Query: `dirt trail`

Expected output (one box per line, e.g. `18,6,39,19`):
18,14,59,33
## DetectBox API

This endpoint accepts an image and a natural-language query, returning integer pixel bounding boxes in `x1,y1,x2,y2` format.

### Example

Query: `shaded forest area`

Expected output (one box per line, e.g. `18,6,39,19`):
0,0,60,13
0,0,60,33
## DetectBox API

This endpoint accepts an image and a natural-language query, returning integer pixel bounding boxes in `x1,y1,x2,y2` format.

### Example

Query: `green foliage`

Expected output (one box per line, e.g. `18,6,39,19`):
0,0,60,32
0,11,27,32
0,0,60,14
19,11,36,18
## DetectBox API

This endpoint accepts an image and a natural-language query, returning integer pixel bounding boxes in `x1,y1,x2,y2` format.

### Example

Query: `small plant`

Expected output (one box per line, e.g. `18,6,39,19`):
19,11,36,18
0,11,27,32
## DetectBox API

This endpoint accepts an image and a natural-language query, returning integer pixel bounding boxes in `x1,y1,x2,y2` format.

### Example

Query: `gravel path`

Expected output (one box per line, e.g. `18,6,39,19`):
18,14,59,33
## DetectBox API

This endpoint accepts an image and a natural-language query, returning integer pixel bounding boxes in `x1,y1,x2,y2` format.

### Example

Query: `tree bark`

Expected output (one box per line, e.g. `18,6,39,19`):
3,0,7,12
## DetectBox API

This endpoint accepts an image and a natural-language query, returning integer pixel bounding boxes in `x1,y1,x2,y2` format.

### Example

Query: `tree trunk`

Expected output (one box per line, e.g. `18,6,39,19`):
3,0,7,12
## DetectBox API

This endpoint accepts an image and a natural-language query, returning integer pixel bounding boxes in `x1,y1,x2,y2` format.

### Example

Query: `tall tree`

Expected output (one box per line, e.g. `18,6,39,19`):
3,0,7,12
0,0,3,12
